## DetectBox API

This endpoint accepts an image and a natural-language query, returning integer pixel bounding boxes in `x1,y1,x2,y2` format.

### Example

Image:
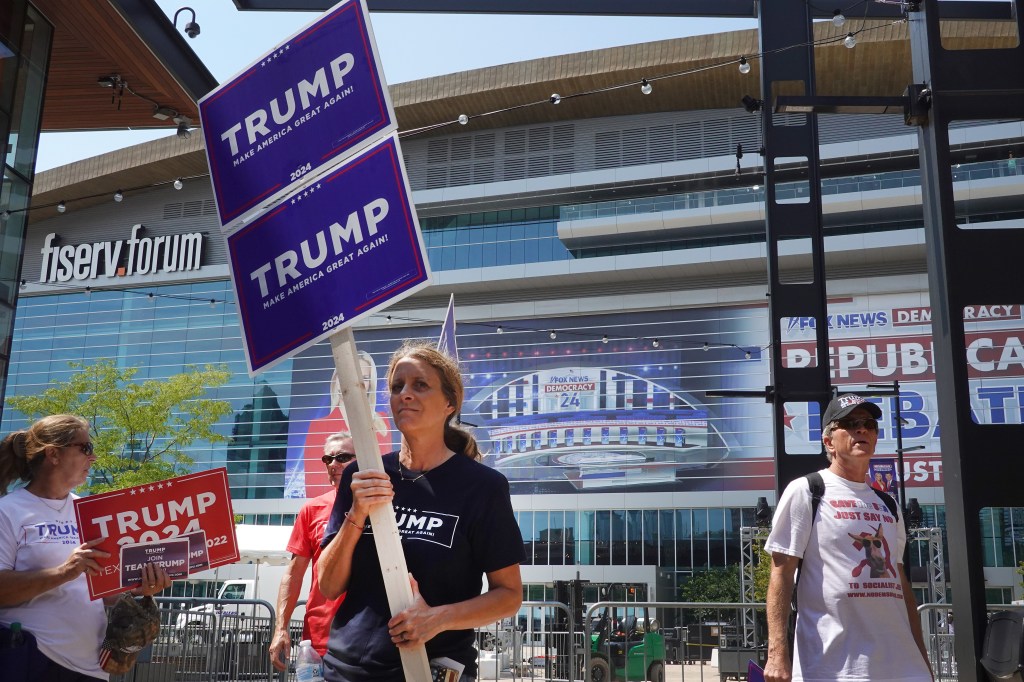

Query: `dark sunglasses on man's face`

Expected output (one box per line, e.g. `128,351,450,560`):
835,417,879,432
322,452,355,465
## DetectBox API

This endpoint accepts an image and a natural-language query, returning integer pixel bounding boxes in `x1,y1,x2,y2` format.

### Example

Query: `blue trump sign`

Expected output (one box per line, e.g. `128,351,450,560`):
227,135,430,374
199,0,395,228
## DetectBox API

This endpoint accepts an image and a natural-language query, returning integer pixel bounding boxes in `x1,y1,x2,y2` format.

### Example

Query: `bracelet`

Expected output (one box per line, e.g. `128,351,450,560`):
344,512,365,531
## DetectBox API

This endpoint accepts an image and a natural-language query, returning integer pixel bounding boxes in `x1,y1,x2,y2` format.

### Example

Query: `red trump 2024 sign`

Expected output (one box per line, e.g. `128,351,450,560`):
74,468,238,599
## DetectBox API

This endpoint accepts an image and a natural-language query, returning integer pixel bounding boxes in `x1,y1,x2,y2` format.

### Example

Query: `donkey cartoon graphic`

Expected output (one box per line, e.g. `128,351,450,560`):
849,524,897,579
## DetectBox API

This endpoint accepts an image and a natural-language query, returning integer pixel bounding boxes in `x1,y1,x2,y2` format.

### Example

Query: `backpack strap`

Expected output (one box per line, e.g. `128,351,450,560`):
792,472,825,610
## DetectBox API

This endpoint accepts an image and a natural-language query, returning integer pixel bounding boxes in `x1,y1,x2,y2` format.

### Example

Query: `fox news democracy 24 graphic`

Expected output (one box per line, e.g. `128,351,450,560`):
285,307,776,498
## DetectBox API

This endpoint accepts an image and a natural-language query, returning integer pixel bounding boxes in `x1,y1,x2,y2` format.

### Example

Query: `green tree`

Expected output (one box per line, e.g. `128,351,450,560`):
7,360,232,493
753,541,772,603
680,565,742,621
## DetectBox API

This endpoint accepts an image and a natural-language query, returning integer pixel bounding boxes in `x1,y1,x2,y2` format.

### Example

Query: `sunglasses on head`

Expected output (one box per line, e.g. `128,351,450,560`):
835,417,879,432
322,452,355,465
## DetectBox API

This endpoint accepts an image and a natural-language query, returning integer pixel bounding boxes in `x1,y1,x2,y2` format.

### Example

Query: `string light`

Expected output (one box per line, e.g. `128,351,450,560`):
386,315,392,325
549,331,557,339
209,299,216,308
652,338,660,348
84,286,91,296
496,325,503,334
745,350,752,359
738,57,751,75
832,9,846,27
602,335,609,344
1,210,9,220
173,178,184,190
703,342,710,352
458,114,469,125
398,19,900,140
640,79,653,95
114,190,124,202
844,32,857,48
57,201,66,214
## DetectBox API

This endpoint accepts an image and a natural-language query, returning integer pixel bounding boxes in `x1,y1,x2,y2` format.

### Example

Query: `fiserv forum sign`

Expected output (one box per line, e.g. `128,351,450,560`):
198,0,395,228
38,226,204,283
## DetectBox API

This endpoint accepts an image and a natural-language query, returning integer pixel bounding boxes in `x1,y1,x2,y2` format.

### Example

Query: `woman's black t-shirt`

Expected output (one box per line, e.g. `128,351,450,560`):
320,452,524,681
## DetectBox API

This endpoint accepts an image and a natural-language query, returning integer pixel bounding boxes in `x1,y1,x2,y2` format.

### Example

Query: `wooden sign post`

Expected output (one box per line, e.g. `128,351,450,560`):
330,327,432,682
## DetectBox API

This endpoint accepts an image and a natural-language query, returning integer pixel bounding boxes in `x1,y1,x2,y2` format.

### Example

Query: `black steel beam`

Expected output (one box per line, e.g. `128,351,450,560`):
759,0,834,490
232,0,1012,19
773,95,909,116
908,1,1024,680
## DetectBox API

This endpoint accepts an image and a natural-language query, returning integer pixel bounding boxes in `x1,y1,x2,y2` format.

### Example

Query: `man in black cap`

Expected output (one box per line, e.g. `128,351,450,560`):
762,394,932,682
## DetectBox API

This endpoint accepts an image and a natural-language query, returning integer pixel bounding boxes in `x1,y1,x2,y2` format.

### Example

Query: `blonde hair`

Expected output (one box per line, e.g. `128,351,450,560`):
387,341,479,460
0,414,89,494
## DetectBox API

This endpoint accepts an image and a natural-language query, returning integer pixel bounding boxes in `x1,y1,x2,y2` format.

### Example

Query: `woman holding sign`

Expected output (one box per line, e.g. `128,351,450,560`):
319,341,524,682
0,414,171,681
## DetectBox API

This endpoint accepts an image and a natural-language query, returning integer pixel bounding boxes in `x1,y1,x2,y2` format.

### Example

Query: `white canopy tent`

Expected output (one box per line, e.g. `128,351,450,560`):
234,524,294,566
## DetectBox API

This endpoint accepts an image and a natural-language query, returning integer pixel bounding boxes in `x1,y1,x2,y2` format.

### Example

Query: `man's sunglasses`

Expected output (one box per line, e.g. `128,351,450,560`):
68,441,95,455
835,417,879,432
322,452,356,465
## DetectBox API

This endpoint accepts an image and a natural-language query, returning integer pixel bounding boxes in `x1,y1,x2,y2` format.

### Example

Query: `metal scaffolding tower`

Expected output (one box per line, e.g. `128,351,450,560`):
910,527,947,606
739,526,771,648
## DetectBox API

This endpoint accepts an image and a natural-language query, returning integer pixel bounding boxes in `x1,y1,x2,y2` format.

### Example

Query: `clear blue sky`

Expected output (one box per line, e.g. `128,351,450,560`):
36,2,751,171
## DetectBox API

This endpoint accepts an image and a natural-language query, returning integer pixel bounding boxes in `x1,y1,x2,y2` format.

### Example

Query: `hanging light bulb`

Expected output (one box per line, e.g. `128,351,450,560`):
549,93,561,105
745,350,752,359
549,331,557,340
496,325,503,334
84,286,92,296
209,299,216,308
832,9,846,27
738,57,751,75
844,32,857,49
57,201,66,214
147,292,154,299
1,210,10,220
602,335,609,344
19,279,26,289
640,78,653,95
173,178,184,190
114,190,124,202
703,342,710,352
457,114,469,125
652,338,660,348
386,315,392,325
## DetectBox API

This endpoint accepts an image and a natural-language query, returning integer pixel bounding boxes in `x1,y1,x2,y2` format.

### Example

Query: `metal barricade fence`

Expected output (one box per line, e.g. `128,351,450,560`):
119,598,1024,682
110,597,279,682
918,602,1024,682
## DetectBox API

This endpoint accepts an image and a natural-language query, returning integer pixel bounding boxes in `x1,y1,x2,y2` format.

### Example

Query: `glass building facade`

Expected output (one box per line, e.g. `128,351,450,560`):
0,0,51,406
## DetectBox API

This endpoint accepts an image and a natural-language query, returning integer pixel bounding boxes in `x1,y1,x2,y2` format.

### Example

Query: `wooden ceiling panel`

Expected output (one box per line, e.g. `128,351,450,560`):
33,0,201,131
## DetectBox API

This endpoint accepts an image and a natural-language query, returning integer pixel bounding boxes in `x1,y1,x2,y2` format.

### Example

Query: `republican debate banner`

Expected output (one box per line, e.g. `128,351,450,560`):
282,293,1024,498
74,468,238,599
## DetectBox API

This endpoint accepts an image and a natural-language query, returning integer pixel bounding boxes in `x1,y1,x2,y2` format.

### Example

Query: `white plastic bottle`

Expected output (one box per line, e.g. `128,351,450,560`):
295,639,324,682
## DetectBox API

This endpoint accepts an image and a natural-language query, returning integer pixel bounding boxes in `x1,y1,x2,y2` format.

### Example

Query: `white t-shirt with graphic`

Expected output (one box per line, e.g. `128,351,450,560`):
765,468,931,682
0,487,108,679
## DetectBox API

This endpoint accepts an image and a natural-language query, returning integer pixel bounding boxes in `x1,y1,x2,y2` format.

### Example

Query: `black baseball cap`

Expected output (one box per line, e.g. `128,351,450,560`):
822,393,882,425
